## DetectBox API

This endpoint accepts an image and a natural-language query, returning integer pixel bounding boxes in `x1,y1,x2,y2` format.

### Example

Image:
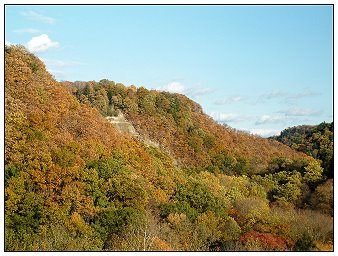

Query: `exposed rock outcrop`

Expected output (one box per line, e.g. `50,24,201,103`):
106,111,160,149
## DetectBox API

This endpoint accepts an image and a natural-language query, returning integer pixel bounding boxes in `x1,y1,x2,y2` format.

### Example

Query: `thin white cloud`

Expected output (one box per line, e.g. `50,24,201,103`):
215,96,244,105
5,40,13,45
287,90,321,99
187,87,215,97
256,90,287,104
21,11,55,24
266,91,288,99
14,28,40,34
255,115,287,125
26,34,59,53
210,112,246,123
247,128,281,138
258,89,320,103
278,107,322,117
47,69,66,80
158,82,214,97
159,82,186,94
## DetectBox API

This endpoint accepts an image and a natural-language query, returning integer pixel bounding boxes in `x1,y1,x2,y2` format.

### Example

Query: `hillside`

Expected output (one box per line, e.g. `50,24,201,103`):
63,79,308,176
270,122,333,178
5,45,333,251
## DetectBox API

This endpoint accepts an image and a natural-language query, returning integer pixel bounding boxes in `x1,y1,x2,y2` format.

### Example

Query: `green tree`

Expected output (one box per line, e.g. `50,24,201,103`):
303,159,323,186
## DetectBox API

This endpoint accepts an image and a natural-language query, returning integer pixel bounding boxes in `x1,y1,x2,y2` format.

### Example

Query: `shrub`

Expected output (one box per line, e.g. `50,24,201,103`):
309,179,333,216
86,156,129,180
233,196,270,223
294,233,315,251
160,179,228,220
240,231,291,251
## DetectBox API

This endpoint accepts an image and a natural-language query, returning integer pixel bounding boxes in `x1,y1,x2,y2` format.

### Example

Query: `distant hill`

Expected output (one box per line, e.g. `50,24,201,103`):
270,122,333,178
5,45,332,251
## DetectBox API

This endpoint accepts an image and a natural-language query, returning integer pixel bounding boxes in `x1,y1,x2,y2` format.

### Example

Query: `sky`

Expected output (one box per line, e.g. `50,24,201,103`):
4,5,333,137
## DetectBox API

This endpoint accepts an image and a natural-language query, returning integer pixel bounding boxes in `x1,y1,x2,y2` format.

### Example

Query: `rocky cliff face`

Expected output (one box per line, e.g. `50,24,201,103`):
106,111,160,149
106,111,139,136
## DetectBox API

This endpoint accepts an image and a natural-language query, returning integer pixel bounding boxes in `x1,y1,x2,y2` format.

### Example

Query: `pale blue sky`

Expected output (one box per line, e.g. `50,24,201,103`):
5,5,333,137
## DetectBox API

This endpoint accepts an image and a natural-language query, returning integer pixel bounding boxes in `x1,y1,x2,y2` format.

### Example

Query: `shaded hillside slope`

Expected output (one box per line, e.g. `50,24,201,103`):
5,46,332,251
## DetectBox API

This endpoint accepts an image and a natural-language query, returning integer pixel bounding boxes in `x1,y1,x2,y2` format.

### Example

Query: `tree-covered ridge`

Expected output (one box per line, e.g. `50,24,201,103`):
5,45,333,251
270,122,333,178
64,79,309,176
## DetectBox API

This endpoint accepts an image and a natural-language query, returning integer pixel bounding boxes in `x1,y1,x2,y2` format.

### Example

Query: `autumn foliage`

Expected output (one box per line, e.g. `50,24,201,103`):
5,45,333,251
240,231,293,250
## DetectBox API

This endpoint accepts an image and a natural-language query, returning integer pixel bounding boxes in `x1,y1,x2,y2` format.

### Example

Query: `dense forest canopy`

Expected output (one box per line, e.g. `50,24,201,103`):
270,122,333,179
5,45,333,251
62,77,310,176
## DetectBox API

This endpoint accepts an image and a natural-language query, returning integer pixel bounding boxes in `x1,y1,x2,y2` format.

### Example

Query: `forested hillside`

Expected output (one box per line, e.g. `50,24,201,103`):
62,79,308,176
271,122,333,178
5,45,333,251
